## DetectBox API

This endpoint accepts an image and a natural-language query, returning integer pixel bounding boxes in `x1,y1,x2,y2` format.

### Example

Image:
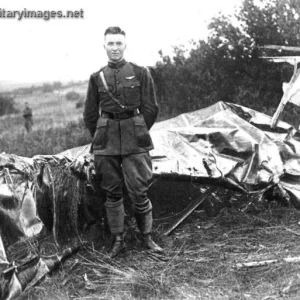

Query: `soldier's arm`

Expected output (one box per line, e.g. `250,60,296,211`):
139,67,159,130
83,75,99,137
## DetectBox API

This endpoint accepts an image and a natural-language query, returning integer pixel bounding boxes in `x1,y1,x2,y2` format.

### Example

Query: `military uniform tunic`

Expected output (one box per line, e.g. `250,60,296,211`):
83,59,158,205
83,59,158,156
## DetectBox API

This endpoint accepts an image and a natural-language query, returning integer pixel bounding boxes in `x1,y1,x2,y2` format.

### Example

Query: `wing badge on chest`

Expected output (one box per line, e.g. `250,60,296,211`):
125,76,135,80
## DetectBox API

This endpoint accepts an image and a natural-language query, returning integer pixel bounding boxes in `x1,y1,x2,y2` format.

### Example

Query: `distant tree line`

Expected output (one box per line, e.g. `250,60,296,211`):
0,80,87,116
9,81,64,95
153,0,300,125
2,80,88,97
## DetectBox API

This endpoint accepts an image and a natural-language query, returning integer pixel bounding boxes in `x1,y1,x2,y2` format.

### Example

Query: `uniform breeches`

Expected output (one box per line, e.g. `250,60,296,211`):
94,152,153,213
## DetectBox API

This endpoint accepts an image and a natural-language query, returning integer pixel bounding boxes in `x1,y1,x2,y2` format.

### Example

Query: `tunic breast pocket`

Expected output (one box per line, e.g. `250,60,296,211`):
93,117,109,151
98,86,107,100
123,81,141,105
98,86,113,104
98,85,113,93
98,86,107,93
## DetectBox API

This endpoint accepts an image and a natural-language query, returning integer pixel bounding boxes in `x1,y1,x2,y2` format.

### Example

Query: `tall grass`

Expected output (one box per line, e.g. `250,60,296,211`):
0,119,91,157
0,87,91,157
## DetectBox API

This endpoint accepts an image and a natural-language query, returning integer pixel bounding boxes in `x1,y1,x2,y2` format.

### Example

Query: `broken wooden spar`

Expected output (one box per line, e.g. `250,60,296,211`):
161,186,216,236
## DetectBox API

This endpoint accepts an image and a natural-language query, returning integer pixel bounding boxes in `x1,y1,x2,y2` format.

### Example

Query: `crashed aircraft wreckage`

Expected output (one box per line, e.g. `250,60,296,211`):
1,100,300,298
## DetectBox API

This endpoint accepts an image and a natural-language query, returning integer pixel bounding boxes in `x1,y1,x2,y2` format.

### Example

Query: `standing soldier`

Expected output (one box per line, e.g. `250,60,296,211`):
83,26,163,258
23,102,33,133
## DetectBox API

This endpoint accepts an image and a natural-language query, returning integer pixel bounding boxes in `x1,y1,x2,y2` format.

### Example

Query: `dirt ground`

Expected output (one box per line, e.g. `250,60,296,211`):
10,180,300,300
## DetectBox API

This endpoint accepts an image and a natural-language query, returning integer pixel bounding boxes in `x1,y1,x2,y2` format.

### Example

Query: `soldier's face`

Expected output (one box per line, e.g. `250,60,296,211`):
104,34,126,62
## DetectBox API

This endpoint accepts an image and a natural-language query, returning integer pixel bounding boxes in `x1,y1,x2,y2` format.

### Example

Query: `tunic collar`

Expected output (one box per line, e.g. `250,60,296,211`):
108,59,126,69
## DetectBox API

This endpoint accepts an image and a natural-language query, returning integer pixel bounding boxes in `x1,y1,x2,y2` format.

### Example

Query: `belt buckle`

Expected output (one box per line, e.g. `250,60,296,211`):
113,112,120,120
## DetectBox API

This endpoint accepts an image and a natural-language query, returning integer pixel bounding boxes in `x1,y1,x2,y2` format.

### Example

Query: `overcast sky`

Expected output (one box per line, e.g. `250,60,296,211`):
0,0,241,83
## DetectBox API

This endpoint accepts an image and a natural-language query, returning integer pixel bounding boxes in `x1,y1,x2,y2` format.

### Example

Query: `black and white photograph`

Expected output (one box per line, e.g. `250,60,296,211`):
2,0,300,299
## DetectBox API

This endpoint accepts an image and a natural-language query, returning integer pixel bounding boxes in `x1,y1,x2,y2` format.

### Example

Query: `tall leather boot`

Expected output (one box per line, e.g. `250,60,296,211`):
105,198,126,258
135,209,164,253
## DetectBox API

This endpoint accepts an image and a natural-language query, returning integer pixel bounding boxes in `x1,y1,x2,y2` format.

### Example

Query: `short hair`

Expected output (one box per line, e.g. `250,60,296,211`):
104,27,126,36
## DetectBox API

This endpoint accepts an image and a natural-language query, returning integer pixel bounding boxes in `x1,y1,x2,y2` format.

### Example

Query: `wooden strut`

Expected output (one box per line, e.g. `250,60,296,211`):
270,58,299,128
46,164,59,247
236,256,300,269
161,186,216,236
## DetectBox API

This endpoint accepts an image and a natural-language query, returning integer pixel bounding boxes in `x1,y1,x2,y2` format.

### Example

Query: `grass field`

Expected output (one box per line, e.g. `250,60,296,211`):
2,83,300,299
14,188,300,300
0,83,92,157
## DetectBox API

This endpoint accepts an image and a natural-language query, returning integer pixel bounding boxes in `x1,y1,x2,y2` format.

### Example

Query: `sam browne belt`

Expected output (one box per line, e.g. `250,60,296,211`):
101,108,140,120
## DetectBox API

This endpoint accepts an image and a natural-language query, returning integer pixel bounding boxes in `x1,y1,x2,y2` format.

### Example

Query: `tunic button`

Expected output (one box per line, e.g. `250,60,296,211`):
117,81,120,84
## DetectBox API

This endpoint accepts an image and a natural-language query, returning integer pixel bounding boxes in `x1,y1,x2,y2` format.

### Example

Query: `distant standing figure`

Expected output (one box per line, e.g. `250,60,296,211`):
23,102,33,133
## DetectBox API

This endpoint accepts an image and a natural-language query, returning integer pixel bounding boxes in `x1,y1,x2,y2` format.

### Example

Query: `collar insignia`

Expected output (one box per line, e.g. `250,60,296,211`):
125,76,135,80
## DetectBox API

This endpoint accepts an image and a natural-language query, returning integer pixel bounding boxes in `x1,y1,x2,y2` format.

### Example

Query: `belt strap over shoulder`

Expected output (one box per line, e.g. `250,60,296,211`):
99,71,129,110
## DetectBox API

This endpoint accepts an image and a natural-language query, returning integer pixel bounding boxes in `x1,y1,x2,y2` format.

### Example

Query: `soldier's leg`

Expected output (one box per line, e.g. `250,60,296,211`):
28,120,33,133
94,155,126,257
122,153,163,252
25,120,29,133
